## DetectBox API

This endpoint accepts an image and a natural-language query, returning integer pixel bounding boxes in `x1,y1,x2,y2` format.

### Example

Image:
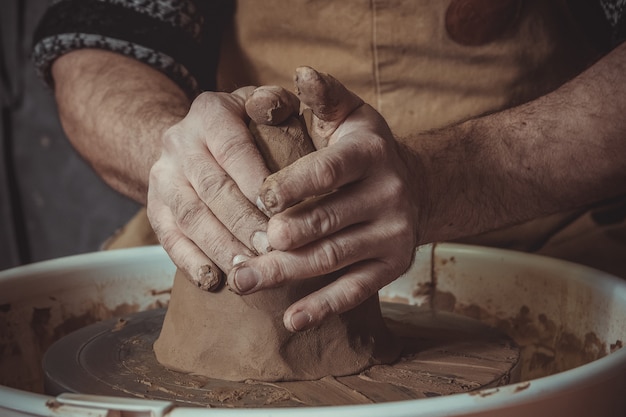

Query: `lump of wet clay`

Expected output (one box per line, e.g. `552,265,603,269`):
154,69,401,382
154,269,399,381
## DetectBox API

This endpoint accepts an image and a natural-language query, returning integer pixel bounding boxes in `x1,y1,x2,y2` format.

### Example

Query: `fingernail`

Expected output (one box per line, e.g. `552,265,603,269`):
256,195,272,217
263,190,278,211
252,231,271,254
232,266,260,294
196,264,221,291
289,310,312,332
232,254,250,266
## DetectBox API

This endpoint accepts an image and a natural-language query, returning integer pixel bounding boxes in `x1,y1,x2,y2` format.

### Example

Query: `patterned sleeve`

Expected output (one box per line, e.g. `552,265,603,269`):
600,0,626,45
31,0,235,97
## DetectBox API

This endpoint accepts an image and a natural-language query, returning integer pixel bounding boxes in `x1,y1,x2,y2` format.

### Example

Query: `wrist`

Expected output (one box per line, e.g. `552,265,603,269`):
401,121,499,245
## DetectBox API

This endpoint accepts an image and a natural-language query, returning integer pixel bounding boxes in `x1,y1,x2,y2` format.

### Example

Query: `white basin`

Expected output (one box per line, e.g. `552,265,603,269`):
0,243,624,416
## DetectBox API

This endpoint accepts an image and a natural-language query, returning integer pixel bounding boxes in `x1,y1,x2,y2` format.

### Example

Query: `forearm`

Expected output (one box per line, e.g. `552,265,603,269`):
407,42,626,243
52,49,191,203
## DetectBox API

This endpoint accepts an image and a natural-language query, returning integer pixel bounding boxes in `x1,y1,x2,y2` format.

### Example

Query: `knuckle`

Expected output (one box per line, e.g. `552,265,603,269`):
195,229,244,273
174,199,205,230
191,91,224,113
227,204,262,237
314,239,349,271
383,174,407,200
213,134,254,166
161,124,185,150
310,154,342,190
382,213,412,241
195,167,230,203
304,206,336,237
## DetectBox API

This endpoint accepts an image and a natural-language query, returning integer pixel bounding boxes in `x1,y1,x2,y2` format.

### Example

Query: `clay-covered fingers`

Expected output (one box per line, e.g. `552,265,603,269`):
245,85,300,126
258,104,392,216
239,68,422,330
147,190,224,291
226,222,414,331
265,176,384,251
148,154,262,286
294,66,363,148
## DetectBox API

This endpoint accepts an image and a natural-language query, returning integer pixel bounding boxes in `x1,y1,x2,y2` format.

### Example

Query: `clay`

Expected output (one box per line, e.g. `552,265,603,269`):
249,116,315,173
43,305,520,406
154,271,399,381
154,73,401,381
245,85,301,126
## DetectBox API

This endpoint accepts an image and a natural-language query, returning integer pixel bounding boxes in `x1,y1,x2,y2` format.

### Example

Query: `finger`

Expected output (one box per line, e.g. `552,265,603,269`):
181,147,271,255
257,103,394,215
245,85,300,126
149,164,258,273
147,194,223,291
266,183,373,251
294,66,363,145
267,160,414,251
257,131,371,215
226,221,411,294
186,92,271,203
282,260,397,332
168,188,260,270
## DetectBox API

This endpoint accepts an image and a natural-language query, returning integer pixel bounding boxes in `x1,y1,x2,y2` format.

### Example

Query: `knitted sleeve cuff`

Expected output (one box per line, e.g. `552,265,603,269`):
32,0,233,97
600,0,626,46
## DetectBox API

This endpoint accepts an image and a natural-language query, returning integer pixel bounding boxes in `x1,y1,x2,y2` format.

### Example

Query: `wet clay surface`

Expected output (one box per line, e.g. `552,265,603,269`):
155,271,400,382
43,303,519,407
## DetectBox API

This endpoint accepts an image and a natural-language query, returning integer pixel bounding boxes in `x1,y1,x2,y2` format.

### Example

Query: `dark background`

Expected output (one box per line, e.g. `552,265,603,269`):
1,1,140,270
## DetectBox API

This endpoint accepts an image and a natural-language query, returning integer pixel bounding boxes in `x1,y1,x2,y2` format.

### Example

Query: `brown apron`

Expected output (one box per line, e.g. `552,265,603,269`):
106,0,626,278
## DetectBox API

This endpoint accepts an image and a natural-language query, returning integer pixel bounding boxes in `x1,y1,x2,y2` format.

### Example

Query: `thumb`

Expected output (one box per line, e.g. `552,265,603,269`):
294,66,364,148
244,85,301,126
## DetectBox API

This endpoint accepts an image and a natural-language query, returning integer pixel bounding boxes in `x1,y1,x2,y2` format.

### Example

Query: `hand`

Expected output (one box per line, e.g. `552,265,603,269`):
227,67,422,331
147,86,298,289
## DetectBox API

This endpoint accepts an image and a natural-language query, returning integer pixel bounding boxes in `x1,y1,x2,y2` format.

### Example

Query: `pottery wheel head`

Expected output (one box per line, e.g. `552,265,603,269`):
42,306,520,408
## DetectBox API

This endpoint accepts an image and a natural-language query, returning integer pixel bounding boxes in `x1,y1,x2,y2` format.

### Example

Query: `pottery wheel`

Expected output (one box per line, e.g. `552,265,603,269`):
42,303,520,408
